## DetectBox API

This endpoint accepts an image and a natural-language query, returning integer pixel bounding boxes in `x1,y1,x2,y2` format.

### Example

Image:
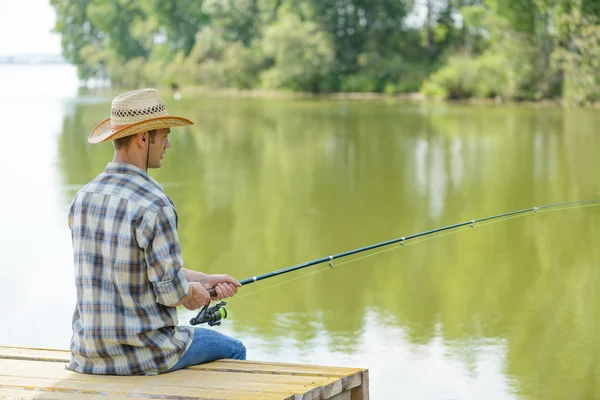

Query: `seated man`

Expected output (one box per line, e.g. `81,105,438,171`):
66,88,245,376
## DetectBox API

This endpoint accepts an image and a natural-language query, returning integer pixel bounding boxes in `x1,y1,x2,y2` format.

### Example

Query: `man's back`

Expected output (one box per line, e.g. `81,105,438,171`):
67,162,192,375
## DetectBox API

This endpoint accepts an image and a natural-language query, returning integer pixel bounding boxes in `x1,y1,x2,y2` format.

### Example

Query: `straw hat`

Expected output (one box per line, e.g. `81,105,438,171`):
88,88,193,144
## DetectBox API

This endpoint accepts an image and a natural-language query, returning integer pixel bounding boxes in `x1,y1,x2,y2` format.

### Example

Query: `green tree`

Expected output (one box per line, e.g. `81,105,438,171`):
552,9,600,105
51,0,101,79
150,0,209,55
261,12,334,92
86,0,148,61
202,0,262,45
306,0,411,78
51,0,150,80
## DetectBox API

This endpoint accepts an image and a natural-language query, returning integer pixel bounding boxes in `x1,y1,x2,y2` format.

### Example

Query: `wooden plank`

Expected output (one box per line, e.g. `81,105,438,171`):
0,346,71,363
327,392,351,400
0,376,293,400
0,387,159,399
188,360,367,399
0,346,369,400
189,363,364,395
350,370,369,400
0,377,352,400
0,359,331,398
0,358,337,387
0,347,365,379
190,360,365,377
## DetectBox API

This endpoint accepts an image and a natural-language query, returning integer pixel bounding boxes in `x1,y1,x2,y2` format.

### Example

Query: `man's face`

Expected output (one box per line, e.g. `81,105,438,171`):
149,128,171,169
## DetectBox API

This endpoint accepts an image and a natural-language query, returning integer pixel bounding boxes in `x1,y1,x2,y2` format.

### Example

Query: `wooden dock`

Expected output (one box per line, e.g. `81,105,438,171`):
0,345,368,400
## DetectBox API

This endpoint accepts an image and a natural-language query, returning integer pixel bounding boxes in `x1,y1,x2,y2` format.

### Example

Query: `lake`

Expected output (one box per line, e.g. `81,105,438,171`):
1,64,599,399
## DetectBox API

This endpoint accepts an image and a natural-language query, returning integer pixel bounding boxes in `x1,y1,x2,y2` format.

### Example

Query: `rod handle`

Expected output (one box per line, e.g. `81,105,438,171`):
207,287,216,297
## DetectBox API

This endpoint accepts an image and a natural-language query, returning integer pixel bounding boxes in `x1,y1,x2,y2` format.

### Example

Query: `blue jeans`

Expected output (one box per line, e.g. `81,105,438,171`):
168,328,246,372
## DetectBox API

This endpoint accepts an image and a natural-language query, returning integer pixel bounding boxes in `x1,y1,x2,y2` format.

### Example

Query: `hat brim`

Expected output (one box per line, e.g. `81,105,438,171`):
88,115,194,144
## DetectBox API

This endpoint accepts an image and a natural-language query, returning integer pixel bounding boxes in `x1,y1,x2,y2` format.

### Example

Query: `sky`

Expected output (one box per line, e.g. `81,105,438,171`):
0,0,62,55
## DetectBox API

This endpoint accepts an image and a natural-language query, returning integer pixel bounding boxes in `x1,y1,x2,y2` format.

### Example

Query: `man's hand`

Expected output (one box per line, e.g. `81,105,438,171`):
197,274,241,301
182,282,211,310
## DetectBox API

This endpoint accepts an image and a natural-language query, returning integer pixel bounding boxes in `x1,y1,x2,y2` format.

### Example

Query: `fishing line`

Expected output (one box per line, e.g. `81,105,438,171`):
225,201,600,304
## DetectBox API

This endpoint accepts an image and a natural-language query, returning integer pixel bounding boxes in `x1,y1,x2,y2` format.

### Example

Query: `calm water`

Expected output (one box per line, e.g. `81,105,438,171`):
1,64,600,399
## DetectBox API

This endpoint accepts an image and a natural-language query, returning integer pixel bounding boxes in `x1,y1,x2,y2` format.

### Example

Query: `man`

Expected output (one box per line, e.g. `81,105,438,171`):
66,88,246,376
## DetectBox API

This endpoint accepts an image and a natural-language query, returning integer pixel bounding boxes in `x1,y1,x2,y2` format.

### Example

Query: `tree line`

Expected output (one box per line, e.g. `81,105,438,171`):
51,0,600,105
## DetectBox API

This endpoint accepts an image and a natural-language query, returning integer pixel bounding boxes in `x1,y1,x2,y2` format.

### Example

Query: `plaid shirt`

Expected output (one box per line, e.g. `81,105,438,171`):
66,162,193,375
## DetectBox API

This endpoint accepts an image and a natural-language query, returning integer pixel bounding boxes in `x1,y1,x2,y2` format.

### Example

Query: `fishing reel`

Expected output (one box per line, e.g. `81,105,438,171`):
190,301,228,326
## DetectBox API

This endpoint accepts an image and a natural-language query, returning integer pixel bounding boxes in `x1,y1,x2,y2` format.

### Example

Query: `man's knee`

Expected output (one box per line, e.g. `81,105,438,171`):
233,340,246,360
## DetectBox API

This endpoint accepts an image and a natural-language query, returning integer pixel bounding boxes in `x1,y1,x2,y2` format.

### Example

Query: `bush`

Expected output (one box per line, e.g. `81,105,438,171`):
471,53,510,98
340,74,377,92
421,80,448,99
261,13,335,92
222,41,263,89
421,55,475,99
384,82,397,95
421,49,534,101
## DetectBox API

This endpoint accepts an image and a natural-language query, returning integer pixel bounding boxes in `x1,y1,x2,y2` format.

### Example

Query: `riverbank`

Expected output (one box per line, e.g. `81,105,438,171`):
86,80,597,109
164,85,579,109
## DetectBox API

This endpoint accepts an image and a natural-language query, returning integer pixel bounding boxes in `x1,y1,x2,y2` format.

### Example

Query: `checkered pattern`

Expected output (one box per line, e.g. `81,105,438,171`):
66,162,193,375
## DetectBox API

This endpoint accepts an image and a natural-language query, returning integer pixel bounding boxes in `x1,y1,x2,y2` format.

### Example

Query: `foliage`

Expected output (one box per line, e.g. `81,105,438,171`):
422,1,559,101
552,10,600,105
50,0,600,102
261,13,334,92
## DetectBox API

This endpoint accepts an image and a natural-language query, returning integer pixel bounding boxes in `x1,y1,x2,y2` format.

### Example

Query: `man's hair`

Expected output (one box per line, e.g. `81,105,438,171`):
113,130,157,150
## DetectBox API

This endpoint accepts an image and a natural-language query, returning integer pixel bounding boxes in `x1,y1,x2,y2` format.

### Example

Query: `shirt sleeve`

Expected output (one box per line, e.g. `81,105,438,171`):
142,206,189,307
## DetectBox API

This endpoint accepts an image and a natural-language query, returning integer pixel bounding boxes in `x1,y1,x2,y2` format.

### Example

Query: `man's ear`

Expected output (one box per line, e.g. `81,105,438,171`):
136,132,147,147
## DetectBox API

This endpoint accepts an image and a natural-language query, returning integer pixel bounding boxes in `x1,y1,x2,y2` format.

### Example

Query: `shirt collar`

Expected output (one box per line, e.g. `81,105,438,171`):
103,162,164,192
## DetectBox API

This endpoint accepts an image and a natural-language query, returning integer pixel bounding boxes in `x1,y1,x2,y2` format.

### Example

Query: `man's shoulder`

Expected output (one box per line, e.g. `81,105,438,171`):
74,171,174,214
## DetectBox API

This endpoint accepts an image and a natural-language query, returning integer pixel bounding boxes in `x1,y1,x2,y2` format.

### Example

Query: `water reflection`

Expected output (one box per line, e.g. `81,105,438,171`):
2,64,600,399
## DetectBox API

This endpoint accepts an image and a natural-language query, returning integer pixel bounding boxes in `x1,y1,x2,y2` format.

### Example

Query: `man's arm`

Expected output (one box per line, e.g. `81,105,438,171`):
183,269,207,282
141,207,212,309
169,281,210,310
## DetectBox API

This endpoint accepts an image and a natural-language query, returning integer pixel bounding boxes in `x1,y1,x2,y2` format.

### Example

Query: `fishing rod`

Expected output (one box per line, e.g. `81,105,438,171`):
190,200,600,326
